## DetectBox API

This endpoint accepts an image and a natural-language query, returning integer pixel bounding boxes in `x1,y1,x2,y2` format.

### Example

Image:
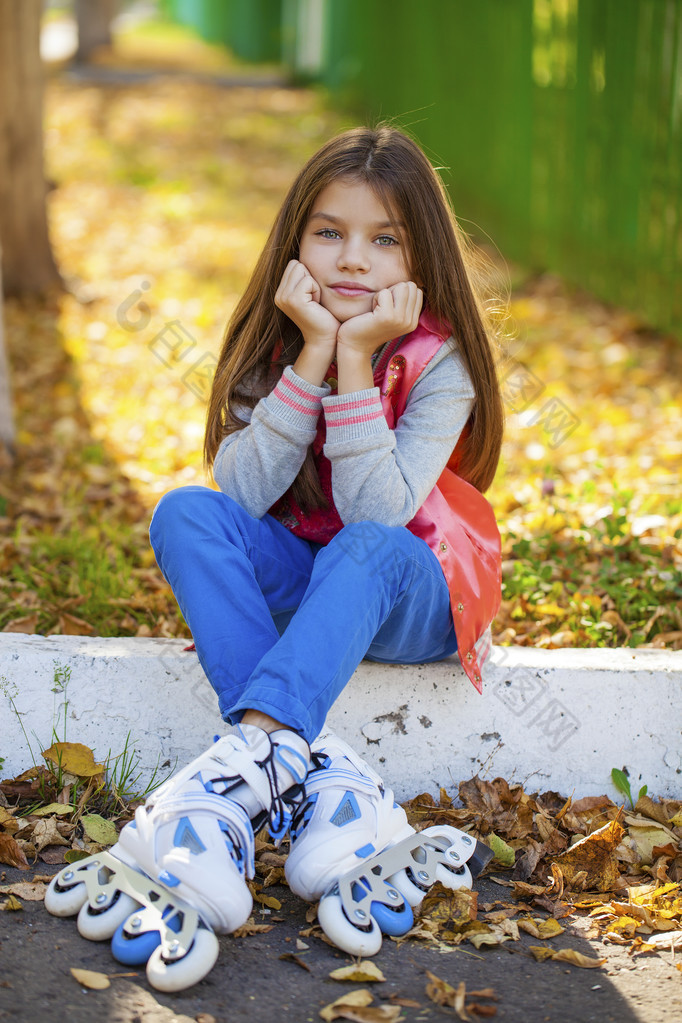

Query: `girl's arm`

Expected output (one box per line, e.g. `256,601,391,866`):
323,342,475,526
212,365,330,517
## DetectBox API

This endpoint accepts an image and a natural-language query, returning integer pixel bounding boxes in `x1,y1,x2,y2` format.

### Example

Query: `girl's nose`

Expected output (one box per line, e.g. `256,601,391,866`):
337,237,370,273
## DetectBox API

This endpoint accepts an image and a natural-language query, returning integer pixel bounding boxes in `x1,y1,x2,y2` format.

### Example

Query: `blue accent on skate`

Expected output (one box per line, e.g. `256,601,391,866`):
111,909,181,966
275,744,309,785
354,843,375,859
174,817,207,855
371,892,413,937
330,792,361,828
158,870,180,888
269,805,292,843
219,821,246,875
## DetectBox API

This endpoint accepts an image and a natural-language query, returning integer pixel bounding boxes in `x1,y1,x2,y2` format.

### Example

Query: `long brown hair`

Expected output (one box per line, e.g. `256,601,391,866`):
205,125,504,508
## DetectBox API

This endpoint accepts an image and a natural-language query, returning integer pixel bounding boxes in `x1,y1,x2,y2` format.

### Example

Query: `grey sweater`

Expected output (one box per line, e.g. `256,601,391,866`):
213,339,476,529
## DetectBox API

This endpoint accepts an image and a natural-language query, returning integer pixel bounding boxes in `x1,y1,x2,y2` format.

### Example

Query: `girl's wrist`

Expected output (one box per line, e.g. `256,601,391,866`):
293,341,335,387
335,345,375,393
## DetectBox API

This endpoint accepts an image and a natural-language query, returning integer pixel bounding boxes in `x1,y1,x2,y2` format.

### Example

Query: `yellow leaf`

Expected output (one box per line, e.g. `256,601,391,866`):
253,891,281,910
552,820,624,891
0,807,19,833
537,917,565,939
30,803,74,817
70,968,111,990
529,945,556,961
529,946,605,968
0,895,23,911
42,743,105,779
319,988,373,1021
551,949,606,968
329,962,386,983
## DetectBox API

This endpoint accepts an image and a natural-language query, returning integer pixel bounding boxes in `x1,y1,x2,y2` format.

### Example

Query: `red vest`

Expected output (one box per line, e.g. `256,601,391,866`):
270,311,501,692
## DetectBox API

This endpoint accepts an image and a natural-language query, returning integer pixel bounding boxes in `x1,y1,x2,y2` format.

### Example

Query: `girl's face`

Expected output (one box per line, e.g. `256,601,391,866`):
298,177,412,322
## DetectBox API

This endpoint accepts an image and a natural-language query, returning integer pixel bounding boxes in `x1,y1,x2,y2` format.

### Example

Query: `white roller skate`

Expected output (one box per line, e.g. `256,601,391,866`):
285,731,492,956
45,725,310,991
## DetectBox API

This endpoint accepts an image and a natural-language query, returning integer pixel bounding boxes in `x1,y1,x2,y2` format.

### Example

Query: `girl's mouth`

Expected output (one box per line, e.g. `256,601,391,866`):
330,282,373,298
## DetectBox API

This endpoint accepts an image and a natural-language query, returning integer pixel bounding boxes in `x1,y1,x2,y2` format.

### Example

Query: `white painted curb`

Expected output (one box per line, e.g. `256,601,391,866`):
1,634,680,800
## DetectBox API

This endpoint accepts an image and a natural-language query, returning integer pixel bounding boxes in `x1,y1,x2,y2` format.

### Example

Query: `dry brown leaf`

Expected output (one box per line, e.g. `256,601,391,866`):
0,882,47,901
2,613,39,633
232,919,274,938
0,833,30,870
552,820,625,891
31,817,70,852
425,972,470,1020
278,953,311,972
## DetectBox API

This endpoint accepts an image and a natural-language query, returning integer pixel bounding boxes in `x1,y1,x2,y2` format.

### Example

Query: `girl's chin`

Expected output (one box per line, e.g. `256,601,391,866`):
323,299,372,322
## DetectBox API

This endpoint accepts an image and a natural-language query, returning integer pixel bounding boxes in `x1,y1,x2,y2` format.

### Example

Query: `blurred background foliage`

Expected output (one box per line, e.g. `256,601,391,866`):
0,0,680,650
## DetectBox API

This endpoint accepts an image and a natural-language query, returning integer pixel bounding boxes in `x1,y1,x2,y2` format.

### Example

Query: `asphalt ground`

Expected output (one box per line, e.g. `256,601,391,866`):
1,864,680,1023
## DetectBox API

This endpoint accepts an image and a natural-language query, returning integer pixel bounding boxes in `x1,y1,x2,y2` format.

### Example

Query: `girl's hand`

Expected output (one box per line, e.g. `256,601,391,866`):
336,281,423,358
275,260,340,350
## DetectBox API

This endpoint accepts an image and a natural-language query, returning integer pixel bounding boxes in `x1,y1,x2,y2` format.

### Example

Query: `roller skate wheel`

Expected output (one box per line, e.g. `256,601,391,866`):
368,892,413,937
77,891,140,941
387,867,428,908
44,872,89,917
317,893,383,957
145,928,219,992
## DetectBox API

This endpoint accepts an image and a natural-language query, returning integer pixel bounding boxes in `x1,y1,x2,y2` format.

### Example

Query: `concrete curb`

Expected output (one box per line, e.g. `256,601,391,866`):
1,634,680,801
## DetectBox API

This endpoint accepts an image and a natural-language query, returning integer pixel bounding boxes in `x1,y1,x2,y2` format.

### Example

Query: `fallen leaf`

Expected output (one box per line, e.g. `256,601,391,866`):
70,968,111,990
42,742,105,779
318,988,373,1021
253,891,281,910
0,807,18,833
529,946,605,968
0,895,22,911
32,817,70,852
552,820,625,891
425,971,470,1020
232,919,273,937
29,803,74,817
279,953,311,972
486,833,516,867
0,882,47,901
81,814,118,847
329,962,386,983
0,833,30,869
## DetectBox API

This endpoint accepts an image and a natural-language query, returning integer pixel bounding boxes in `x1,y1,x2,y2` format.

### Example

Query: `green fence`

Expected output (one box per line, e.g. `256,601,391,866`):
290,0,682,338
161,0,681,336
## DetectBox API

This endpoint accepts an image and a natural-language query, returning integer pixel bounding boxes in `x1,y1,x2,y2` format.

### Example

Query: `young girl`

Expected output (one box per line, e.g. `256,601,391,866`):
47,126,503,981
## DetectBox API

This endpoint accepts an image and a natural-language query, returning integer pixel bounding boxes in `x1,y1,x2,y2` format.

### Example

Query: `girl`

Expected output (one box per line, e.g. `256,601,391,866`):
47,126,503,979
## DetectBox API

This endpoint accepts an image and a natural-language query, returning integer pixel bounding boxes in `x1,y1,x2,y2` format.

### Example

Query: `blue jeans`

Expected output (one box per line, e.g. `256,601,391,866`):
149,486,457,743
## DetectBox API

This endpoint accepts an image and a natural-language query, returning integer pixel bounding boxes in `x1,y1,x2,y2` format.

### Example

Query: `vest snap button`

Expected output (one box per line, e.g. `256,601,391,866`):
474,673,481,683
466,651,473,662
457,602,464,613
439,541,448,552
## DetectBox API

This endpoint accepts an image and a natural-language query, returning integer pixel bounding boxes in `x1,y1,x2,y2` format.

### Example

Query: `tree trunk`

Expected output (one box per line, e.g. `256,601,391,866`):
0,0,61,297
75,0,117,63
0,246,15,461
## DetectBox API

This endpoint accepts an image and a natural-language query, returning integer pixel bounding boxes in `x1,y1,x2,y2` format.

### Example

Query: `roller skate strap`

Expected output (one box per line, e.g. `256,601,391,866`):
304,767,382,798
